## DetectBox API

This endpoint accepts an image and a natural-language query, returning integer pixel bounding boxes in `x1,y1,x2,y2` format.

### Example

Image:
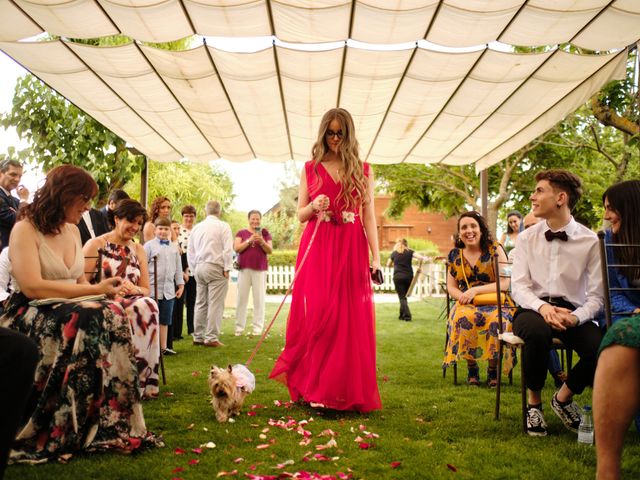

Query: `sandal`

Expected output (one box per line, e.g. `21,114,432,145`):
467,364,480,386
487,366,498,388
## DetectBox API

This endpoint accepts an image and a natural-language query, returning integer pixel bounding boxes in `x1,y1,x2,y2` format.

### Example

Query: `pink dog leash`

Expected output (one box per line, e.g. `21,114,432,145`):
245,214,322,368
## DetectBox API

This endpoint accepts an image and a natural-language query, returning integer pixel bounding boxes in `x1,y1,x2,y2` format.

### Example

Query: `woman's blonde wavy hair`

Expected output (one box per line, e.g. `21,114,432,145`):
310,108,368,211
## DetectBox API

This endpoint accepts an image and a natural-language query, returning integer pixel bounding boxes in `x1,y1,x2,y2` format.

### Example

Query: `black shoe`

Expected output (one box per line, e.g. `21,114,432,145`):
550,392,581,433
526,407,548,437
173,336,184,340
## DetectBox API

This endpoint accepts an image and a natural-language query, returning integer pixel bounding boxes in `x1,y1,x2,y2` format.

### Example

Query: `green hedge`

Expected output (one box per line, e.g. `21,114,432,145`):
269,250,298,266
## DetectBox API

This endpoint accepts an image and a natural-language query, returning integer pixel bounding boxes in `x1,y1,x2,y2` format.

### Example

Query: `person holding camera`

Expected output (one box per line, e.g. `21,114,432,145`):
234,210,272,336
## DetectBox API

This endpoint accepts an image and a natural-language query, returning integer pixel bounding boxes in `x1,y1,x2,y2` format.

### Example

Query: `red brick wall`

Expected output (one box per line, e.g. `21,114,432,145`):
375,195,458,255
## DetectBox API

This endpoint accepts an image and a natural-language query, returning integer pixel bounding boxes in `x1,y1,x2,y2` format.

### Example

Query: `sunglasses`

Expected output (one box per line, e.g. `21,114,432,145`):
325,129,344,139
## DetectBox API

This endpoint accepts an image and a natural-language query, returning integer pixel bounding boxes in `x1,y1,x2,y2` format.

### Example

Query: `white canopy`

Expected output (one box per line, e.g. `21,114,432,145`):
1,1,637,169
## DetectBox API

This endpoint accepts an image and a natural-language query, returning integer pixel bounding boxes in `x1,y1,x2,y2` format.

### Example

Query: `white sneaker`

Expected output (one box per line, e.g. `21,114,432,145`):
526,407,548,437
234,330,244,337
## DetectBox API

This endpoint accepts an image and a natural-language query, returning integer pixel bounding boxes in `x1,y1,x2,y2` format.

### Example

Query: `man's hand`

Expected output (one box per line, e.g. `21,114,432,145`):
176,284,185,299
223,270,229,279
16,185,29,202
539,303,567,331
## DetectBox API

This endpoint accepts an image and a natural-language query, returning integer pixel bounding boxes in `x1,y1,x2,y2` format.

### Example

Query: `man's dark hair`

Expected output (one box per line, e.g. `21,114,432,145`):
535,169,583,211
0,159,22,174
107,189,130,205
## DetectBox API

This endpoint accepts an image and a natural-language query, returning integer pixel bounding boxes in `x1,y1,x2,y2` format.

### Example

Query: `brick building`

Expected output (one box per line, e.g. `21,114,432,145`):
375,195,458,255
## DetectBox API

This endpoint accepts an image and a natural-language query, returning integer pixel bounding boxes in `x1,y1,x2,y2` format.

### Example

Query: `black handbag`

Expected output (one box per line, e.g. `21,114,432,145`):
370,267,383,285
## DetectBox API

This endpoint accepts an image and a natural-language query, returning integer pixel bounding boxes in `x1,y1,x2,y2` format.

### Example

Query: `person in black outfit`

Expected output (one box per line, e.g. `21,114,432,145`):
0,327,38,478
100,189,130,229
0,159,28,251
77,207,110,245
386,239,426,321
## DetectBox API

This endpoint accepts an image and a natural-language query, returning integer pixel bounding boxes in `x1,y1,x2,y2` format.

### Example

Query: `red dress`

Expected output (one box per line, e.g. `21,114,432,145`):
269,160,382,412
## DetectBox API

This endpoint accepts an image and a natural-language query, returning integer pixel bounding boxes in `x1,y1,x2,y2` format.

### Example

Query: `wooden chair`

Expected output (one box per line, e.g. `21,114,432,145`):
597,230,640,330
84,251,103,282
493,254,573,433
440,260,458,384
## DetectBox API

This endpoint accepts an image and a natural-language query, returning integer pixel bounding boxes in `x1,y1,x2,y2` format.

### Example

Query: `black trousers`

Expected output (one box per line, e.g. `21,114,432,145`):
513,308,602,394
183,276,196,334
0,327,38,477
393,275,413,320
172,289,185,340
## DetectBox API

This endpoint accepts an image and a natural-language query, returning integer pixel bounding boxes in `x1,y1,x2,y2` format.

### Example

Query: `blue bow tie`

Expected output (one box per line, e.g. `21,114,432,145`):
159,239,170,245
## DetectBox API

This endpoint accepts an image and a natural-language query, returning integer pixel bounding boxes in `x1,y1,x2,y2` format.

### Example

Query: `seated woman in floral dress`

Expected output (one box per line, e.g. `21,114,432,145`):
83,199,160,399
443,210,516,387
0,165,159,463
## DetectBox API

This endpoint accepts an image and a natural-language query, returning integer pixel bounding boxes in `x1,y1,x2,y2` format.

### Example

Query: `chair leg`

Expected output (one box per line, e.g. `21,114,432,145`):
495,341,504,420
520,351,527,434
159,348,167,385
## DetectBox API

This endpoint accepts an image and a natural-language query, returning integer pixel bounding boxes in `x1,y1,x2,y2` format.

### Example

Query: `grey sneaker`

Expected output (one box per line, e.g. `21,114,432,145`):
526,407,548,437
550,392,581,433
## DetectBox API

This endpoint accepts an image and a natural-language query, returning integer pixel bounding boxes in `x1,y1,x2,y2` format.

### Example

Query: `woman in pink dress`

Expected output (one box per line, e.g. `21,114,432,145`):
270,108,382,412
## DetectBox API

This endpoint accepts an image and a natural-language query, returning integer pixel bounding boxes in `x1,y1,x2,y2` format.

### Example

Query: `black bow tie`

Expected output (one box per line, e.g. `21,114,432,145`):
159,239,170,245
544,230,568,242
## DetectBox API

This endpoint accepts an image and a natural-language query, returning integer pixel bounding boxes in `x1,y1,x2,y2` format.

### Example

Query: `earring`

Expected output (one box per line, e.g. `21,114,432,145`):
556,204,561,209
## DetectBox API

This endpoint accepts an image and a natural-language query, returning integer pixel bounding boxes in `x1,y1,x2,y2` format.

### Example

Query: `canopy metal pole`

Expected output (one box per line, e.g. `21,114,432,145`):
141,155,149,208
480,169,488,218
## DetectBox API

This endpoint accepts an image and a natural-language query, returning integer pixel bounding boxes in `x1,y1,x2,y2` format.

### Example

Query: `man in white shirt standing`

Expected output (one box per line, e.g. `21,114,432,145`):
187,200,233,347
512,169,603,437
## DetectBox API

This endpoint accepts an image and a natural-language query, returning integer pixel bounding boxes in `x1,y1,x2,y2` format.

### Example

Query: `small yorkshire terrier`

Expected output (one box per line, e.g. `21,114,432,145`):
208,364,255,422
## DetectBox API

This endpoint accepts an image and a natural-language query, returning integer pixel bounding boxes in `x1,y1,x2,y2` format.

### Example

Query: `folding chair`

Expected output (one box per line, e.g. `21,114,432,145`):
440,260,458,384
493,254,573,432
597,230,640,329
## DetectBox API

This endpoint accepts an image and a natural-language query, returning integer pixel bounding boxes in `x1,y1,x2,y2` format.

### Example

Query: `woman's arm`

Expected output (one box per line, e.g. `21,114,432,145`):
82,236,103,283
10,221,120,299
362,169,380,271
297,168,328,223
142,222,155,244
259,237,273,255
234,234,250,253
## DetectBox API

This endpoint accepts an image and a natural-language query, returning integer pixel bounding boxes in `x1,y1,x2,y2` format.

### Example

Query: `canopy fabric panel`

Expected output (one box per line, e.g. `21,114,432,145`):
7,0,638,49
1,1,638,170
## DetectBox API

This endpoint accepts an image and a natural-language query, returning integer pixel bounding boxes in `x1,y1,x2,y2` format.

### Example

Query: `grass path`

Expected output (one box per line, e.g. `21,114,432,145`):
5,299,640,479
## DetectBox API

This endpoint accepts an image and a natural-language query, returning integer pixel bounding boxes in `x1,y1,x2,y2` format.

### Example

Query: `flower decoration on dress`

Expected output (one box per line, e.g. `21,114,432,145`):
320,211,333,223
342,212,355,224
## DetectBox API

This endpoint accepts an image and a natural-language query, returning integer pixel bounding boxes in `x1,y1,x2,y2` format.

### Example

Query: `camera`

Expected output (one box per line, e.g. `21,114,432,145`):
254,227,262,235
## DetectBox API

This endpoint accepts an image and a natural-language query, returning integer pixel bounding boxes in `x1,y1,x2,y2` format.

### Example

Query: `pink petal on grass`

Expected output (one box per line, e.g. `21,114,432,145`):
358,442,374,450
382,375,389,382
358,424,366,431
233,457,244,464
312,454,331,461
171,467,185,473
174,447,186,455
188,459,200,465
251,404,266,410
390,461,401,469
247,411,258,416
256,443,271,449
191,448,203,454
164,391,175,397
216,470,238,477
186,423,195,430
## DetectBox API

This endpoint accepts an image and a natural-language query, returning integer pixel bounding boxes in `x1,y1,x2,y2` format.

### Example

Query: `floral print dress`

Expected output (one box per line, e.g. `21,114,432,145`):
443,242,516,372
99,241,160,398
0,228,160,463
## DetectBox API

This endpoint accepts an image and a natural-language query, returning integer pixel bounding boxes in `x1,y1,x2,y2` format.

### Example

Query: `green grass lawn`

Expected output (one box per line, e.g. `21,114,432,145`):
5,299,640,479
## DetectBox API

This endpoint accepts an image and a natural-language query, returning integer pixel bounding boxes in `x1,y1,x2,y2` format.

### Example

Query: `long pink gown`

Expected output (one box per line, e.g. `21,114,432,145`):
270,160,382,412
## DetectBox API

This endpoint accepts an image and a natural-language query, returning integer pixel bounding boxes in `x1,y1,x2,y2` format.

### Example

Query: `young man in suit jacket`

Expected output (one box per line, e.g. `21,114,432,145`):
0,160,28,250
78,207,110,245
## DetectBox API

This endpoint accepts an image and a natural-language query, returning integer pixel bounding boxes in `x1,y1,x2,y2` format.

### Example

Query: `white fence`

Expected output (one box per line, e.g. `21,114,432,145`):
266,263,447,298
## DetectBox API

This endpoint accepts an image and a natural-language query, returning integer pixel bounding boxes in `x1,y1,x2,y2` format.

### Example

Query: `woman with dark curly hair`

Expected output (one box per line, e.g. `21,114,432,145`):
443,210,516,387
142,196,172,243
0,165,159,463
83,199,160,398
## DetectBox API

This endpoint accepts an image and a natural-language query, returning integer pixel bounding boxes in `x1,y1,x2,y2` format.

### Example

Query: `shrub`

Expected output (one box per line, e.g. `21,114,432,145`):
269,249,298,266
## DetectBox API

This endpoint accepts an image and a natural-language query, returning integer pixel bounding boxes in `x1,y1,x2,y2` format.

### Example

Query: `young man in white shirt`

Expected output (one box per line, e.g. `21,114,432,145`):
511,169,603,437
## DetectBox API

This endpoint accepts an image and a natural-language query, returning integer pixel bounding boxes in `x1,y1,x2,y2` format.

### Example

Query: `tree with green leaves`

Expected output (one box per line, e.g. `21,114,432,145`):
124,159,234,221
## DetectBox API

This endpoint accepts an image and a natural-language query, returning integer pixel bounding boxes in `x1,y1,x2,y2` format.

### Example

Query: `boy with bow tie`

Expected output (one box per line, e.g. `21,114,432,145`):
144,217,184,356
511,169,603,437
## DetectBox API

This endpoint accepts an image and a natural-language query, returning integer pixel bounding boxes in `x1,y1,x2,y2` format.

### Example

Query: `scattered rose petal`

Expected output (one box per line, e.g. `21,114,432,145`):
358,442,374,450
247,411,258,416
382,375,389,382
359,424,366,431
447,464,458,472
390,461,401,469
256,444,271,449
262,428,270,433
251,404,266,410
186,423,195,430
216,470,238,477
171,467,185,473
203,427,209,432
174,447,186,455
191,371,200,377
172,478,184,480
200,441,216,449
354,436,363,442
315,438,337,450
243,438,254,443
228,418,235,423
299,438,312,446
259,434,267,440
191,448,202,454
164,391,175,397
275,459,295,469
313,454,331,461
188,459,200,465
233,457,244,464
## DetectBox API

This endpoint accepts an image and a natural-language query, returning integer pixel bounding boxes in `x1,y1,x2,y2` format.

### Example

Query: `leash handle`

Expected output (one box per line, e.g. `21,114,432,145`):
245,214,323,367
